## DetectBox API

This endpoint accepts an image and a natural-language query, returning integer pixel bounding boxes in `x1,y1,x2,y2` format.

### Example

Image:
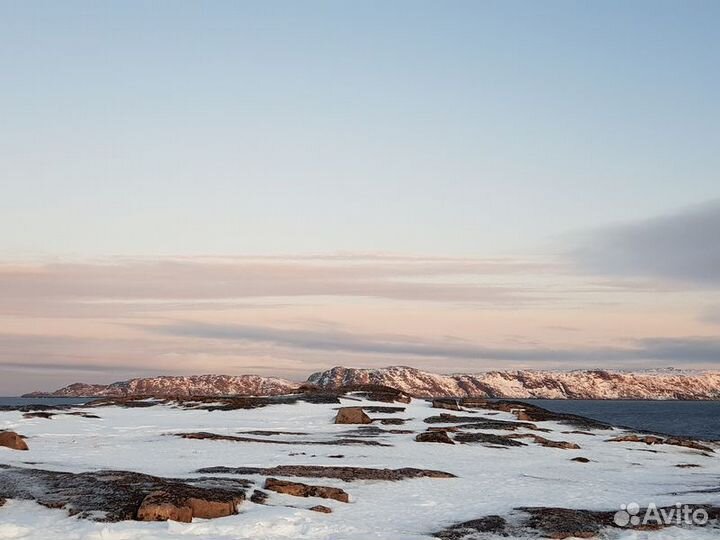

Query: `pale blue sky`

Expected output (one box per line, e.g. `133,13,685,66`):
1,2,720,392
1,0,718,257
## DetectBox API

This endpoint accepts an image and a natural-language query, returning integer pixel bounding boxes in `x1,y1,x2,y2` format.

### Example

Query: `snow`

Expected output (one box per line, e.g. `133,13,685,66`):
1,398,719,539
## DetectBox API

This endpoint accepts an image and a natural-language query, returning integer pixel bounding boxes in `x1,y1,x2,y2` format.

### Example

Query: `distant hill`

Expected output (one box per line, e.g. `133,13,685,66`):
25,365,720,400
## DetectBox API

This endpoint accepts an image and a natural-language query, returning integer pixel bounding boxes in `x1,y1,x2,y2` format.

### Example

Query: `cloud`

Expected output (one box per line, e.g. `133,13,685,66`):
0,256,553,312
571,199,720,287
150,321,720,366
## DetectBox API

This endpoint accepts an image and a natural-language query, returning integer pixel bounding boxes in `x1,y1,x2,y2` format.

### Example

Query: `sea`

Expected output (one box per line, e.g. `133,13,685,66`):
521,399,720,441
1,396,719,441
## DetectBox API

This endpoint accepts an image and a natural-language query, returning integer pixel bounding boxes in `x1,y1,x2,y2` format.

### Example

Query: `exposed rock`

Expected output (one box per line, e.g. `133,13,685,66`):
453,432,526,447
424,413,542,431
176,432,388,447
434,515,507,539
508,434,581,450
416,431,455,444
0,465,248,522
608,434,714,453
0,431,29,451
435,505,720,539
250,490,269,504
520,507,612,539
334,407,372,424
571,457,591,463
378,418,408,425
309,504,332,513
676,463,702,468
239,430,309,436
23,411,55,419
432,399,462,411
0,497,5,507
197,465,456,481
362,406,406,414
563,430,596,436
264,478,349,502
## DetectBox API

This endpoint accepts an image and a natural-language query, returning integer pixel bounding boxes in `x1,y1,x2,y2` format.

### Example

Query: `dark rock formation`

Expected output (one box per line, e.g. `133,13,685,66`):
608,434,714,453
264,478,349,502
176,431,389,447
507,434,581,450
309,504,332,513
416,431,455,444
453,432,526,447
0,465,249,522
197,465,456,481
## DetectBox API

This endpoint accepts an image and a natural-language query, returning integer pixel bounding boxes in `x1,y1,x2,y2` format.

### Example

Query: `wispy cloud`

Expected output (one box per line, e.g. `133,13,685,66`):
571,200,720,287
149,321,720,366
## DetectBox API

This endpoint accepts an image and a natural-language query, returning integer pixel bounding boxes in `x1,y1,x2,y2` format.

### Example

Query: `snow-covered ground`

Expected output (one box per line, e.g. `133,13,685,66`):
1,397,719,539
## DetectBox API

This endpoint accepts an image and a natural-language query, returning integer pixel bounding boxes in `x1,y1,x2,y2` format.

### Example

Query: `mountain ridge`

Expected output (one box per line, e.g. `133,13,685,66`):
24,365,720,400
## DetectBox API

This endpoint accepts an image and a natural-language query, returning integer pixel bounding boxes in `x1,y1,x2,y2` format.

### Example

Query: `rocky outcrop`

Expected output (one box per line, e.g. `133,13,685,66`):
176,431,390,447
453,432,527,447
136,490,241,522
434,505,720,539
334,407,372,424
507,434,581,450
416,431,455,444
0,466,248,522
264,478,349,502
608,434,714,453
309,504,332,513
196,465,456,481
0,431,29,451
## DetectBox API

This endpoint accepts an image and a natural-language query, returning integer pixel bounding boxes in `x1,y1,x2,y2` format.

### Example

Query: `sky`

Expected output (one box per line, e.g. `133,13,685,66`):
1,1,719,394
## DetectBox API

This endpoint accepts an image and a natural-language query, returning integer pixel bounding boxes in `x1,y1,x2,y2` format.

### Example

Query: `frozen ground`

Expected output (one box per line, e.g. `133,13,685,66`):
1,396,719,539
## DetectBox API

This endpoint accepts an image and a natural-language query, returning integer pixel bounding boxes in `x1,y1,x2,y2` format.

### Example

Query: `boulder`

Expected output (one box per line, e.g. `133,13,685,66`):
264,478,349,502
334,407,372,424
137,490,241,522
310,505,332,513
250,490,269,504
416,431,455,444
0,431,29,451
571,457,590,463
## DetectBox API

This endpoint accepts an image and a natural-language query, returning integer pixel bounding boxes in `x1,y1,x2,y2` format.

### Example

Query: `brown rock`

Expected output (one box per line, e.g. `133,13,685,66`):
508,434,580,450
250,490,269,504
432,399,462,411
137,491,193,522
608,434,714,453
416,431,455,444
309,505,332,513
137,490,241,522
0,497,5,507
264,478,349,502
334,407,372,424
0,431,29,451
571,457,591,463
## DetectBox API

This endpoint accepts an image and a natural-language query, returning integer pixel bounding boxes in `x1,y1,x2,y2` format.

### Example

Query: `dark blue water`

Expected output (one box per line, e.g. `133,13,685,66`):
0,397,90,407
522,399,720,441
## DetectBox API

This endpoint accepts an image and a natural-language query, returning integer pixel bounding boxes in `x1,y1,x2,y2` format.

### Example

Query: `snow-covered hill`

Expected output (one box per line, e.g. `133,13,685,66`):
24,374,298,398
27,366,720,399
308,366,720,400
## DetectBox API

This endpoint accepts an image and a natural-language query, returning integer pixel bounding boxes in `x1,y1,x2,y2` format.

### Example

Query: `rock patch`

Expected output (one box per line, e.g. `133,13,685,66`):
453,432,526,447
416,431,455,444
334,407,372,424
0,465,249,522
264,478,349,502
608,434,714,453
197,465,456,481
0,431,29,451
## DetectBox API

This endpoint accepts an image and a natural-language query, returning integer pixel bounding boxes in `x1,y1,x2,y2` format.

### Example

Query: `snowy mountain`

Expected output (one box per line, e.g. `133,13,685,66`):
307,366,720,400
27,366,720,399
24,374,298,398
